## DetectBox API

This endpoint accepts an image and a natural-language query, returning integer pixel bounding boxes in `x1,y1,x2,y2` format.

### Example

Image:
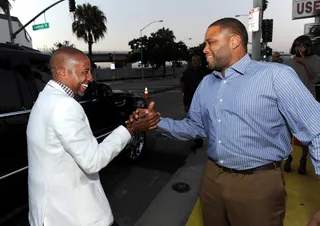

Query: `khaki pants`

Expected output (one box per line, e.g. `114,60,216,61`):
199,159,286,226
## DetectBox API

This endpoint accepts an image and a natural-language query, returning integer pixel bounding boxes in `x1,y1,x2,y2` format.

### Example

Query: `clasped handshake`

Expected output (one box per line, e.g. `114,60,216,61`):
125,101,161,134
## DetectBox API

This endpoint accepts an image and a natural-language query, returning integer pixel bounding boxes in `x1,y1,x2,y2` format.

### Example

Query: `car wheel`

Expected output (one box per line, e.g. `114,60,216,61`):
125,132,146,160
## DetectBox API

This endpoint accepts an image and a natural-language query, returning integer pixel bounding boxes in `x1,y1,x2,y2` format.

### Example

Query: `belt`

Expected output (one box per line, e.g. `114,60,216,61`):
208,157,281,175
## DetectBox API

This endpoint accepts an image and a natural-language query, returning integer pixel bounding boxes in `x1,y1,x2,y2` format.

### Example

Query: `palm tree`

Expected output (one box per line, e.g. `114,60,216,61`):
0,0,13,14
50,40,76,53
72,3,107,63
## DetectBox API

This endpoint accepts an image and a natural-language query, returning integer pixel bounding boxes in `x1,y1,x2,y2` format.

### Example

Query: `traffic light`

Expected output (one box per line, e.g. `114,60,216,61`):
69,0,76,12
266,46,273,57
262,19,273,43
109,53,114,62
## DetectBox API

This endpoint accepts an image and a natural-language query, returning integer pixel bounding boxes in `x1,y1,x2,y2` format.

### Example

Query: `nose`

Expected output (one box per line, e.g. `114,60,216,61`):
203,43,209,54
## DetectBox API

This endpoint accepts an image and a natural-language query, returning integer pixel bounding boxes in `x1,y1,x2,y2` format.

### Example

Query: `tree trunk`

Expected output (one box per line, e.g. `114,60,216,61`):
88,33,93,65
88,42,93,61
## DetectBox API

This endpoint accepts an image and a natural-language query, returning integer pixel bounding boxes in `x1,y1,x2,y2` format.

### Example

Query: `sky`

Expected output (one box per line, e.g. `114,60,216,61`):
10,0,315,53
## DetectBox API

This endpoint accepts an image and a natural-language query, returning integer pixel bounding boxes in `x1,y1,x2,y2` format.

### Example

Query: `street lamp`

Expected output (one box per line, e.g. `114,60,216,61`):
182,37,192,42
235,14,249,17
140,20,163,80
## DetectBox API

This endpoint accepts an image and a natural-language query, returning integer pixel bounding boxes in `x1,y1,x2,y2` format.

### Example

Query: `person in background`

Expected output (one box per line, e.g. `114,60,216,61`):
272,51,283,63
284,35,320,174
180,54,211,149
308,209,320,226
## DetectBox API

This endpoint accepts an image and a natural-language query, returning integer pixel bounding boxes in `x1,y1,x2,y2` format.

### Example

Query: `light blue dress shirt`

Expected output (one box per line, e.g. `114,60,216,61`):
158,54,320,176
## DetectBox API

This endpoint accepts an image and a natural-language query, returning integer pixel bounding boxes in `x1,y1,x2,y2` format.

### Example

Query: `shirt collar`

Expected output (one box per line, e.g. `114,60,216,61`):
230,54,251,75
212,54,252,78
51,80,75,98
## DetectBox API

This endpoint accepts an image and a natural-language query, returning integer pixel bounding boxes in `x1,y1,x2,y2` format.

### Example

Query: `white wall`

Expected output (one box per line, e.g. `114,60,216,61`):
94,66,187,81
0,17,32,48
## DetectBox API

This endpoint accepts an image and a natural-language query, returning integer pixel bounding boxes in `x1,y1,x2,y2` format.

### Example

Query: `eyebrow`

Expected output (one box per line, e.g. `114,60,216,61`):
205,38,216,42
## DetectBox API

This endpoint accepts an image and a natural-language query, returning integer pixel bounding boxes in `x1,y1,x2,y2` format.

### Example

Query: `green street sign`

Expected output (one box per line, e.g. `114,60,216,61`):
32,22,50,31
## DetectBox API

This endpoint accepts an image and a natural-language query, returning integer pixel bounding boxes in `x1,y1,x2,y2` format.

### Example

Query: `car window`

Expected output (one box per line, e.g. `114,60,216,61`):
0,57,22,113
14,58,38,110
78,81,98,102
30,59,52,93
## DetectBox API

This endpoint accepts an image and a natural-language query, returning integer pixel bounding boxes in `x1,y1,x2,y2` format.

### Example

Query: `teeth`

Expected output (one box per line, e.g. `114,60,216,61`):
81,84,88,89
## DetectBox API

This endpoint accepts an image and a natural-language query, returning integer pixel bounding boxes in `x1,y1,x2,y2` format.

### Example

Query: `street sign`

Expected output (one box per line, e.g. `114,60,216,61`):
248,7,260,32
292,0,320,20
32,22,50,31
110,63,115,70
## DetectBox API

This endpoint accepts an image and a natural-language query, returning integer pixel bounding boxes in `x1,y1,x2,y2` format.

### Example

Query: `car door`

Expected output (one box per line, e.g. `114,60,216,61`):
0,54,31,222
78,81,123,142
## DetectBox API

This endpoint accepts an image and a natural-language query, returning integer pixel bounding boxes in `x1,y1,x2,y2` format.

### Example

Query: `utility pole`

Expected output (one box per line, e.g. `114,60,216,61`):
140,30,144,81
316,15,320,26
252,0,263,61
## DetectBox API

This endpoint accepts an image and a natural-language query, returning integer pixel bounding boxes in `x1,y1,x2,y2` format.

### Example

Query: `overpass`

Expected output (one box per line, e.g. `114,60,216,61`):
41,50,130,63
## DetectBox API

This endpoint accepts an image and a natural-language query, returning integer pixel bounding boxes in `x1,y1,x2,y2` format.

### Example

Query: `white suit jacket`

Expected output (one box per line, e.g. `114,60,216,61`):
27,81,131,226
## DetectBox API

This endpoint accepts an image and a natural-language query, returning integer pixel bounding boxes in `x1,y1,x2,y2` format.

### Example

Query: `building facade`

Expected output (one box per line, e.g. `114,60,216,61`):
0,14,32,48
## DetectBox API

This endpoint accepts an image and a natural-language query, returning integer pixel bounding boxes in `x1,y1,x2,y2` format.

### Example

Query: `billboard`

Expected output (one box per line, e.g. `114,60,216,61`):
292,0,320,20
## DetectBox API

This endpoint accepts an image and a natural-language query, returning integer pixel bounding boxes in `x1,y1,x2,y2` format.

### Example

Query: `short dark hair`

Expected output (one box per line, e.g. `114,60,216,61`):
290,35,313,56
208,17,248,51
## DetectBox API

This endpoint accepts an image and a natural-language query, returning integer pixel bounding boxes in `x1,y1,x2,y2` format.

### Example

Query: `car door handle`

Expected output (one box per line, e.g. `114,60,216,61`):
115,99,126,107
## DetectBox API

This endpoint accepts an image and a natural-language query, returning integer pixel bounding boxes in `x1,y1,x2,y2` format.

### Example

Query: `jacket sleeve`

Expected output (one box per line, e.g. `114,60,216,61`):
51,98,131,174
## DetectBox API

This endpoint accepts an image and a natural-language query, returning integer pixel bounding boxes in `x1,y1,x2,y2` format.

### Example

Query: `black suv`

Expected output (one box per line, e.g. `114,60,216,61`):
0,44,147,225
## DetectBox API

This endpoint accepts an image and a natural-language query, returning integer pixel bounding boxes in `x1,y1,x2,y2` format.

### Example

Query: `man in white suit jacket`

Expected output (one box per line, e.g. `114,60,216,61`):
27,47,159,226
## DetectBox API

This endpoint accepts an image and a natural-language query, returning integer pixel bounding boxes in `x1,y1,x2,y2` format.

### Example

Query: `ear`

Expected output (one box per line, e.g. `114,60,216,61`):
230,35,241,49
56,67,67,80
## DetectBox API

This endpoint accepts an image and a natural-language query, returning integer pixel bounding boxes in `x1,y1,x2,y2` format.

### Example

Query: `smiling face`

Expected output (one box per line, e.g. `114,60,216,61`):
51,49,93,97
203,25,234,72
64,55,93,96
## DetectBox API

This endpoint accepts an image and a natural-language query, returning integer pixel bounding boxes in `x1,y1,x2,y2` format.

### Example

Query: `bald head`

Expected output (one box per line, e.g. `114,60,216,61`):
50,47,88,79
50,47,93,96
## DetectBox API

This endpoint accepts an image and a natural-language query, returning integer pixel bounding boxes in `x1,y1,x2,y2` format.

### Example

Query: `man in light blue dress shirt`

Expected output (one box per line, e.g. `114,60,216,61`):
127,18,320,226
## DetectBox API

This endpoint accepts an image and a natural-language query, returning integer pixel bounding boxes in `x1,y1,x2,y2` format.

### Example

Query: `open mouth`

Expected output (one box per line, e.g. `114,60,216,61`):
206,55,213,62
81,84,88,91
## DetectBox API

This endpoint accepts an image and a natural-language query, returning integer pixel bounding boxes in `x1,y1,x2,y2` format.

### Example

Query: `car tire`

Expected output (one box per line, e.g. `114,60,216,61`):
125,132,146,160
